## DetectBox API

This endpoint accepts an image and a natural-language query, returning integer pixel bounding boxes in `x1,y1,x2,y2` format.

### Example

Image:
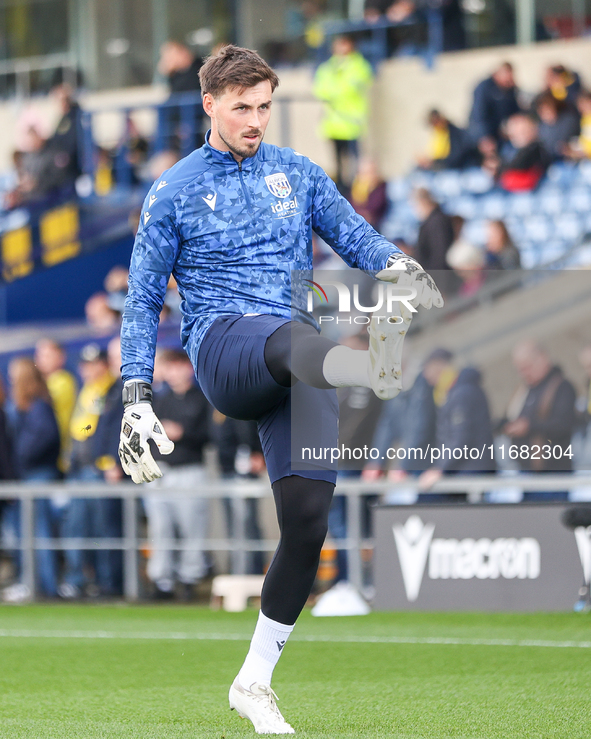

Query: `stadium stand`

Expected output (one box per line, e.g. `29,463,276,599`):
382,162,591,268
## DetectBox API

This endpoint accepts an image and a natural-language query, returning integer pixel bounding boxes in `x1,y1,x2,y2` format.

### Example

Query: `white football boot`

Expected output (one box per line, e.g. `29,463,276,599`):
367,301,413,400
229,678,295,734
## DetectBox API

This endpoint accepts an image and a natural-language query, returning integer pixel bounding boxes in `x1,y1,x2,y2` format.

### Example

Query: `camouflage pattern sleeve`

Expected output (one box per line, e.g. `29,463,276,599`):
309,164,402,272
121,211,181,383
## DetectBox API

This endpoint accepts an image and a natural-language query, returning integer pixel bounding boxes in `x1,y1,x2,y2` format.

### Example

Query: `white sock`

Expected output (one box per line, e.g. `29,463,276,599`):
322,346,371,388
237,611,294,689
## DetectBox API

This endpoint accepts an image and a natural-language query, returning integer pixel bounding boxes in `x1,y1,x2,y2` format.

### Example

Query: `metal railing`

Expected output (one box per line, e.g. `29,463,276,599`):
0,474,587,602
0,53,78,98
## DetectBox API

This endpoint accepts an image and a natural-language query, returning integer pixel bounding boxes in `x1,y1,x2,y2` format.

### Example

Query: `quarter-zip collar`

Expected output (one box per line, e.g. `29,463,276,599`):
201,129,260,171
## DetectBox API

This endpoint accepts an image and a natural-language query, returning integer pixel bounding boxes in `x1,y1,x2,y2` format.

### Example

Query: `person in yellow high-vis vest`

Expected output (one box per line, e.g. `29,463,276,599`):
313,35,373,191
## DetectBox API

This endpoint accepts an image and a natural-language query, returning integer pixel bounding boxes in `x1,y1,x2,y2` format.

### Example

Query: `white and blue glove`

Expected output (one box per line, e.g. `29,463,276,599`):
376,254,444,310
118,381,174,484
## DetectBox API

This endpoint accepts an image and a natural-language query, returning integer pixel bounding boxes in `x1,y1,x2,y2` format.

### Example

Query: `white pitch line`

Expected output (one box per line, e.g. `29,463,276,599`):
0,629,590,649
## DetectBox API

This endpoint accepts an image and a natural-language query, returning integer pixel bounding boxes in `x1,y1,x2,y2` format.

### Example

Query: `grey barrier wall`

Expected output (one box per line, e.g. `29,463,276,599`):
2,477,590,604
374,504,590,611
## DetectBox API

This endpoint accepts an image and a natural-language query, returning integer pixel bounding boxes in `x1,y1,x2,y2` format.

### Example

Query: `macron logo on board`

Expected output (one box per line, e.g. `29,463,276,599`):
393,516,434,602
393,516,542,602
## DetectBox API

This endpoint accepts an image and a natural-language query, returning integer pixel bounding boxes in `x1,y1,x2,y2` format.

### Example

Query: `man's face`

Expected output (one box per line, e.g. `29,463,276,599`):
579,347,591,378
512,350,550,387
79,359,109,384
203,80,273,161
35,340,64,376
494,65,514,89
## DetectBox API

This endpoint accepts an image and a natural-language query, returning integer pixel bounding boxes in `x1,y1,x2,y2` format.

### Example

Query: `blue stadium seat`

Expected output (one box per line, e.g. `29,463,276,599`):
461,219,487,246
481,193,508,220
567,187,591,213
460,168,494,194
537,188,564,216
431,170,463,199
518,245,539,269
546,162,579,188
576,160,591,185
387,178,410,203
504,217,525,243
445,195,477,219
524,216,552,243
507,192,536,217
553,213,583,243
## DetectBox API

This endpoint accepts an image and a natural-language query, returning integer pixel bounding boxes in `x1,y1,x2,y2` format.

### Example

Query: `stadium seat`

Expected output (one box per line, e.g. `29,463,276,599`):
431,170,463,199
568,187,591,213
508,192,536,217
481,193,508,220
446,195,477,219
537,189,564,216
460,168,494,194
576,160,591,185
524,216,552,243
386,178,410,203
461,219,487,246
554,213,583,243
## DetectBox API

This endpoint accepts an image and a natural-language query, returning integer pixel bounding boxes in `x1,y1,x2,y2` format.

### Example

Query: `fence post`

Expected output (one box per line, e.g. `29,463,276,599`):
231,495,248,575
346,489,363,592
20,497,36,599
123,494,139,601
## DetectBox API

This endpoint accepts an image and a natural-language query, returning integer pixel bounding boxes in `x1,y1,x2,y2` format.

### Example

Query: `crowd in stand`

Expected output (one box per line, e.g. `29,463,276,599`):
0,332,269,604
1,314,590,598
420,61,589,188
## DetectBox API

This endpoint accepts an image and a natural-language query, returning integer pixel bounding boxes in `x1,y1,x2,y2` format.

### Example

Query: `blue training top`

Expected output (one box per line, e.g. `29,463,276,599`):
121,132,401,383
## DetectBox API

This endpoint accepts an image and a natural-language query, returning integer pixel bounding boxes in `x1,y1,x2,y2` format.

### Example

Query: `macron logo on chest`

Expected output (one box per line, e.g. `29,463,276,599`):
203,192,217,211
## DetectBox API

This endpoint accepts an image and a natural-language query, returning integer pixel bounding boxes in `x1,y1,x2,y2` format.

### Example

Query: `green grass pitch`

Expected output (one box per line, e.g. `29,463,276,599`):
0,605,590,738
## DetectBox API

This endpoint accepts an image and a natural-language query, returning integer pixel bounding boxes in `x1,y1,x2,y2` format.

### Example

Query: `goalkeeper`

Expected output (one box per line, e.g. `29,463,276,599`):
119,44,442,735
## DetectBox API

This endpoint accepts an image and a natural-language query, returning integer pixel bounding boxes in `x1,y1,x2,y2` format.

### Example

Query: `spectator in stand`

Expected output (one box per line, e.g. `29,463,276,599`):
313,35,373,191
564,91,591,161
364,0,390,21
0,375,13,482
159,40,203,95
158,41,204,151
46,84,82,185
502,340,576,494
329,332,383,582
467,62,520,148
85,292,121,333
348,157,388,231
145,350,211,600
60,344,118,599
413,187,455,294
86,335,125,596
418,109,478,171
484,219,521,270
446,238,486,297
535,92,580,161
418,352,495,497
2,358,61,603
573,344,591,471
497,113,550,192
428,0,466,51
542,65,582,111
216,416,265,575
103,265,129,315
0,375,14,589
34,339,77,474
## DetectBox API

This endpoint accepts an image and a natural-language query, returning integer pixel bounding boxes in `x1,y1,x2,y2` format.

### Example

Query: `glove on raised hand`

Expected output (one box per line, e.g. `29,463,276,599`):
118,381,174,484
376,254,444,310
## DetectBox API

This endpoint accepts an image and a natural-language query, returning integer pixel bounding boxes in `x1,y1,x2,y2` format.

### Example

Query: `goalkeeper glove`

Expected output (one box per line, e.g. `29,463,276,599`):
376,254,444,310
118,380,174,484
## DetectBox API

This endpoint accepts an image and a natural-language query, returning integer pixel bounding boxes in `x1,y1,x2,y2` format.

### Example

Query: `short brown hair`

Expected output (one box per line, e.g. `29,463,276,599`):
199,44,279,98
